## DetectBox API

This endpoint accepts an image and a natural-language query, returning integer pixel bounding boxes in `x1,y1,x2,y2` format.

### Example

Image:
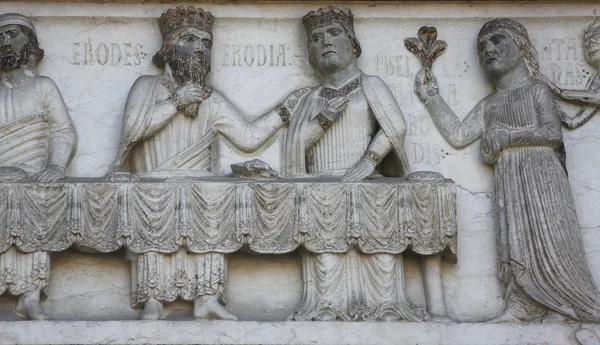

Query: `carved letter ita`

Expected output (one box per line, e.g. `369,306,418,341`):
72,40,145,66
221,44,289,67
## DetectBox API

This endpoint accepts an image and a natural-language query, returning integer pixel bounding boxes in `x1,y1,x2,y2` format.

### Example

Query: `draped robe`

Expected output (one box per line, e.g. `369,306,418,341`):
114,72,285,306
283,73,426,321
0,75,75,297
480,77,600,321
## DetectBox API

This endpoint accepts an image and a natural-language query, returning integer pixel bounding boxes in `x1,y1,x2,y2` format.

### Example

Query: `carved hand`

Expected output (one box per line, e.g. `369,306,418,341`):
35,165,66,183
414,69,439,102
489,125,511,149
342,159,376,182
322,96,350,121
481,125,510,163
541,73,562,96
173,84,212,108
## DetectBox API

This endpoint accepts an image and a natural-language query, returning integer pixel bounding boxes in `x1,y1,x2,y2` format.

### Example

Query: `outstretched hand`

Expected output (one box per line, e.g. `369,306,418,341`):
414,69,439,103
540,73,562,97
342,159,376,182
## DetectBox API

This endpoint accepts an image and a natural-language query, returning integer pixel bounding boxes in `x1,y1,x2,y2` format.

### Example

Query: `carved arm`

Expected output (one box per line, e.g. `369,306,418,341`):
42,78,77,170
415,71,485,149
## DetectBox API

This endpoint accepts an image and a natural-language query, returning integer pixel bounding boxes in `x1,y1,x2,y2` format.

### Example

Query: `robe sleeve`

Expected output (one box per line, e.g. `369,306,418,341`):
39,77,77,170
110,75,161,172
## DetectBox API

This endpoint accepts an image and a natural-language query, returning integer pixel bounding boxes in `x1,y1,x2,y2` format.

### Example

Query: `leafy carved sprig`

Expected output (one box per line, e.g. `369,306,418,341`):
404,26,447,71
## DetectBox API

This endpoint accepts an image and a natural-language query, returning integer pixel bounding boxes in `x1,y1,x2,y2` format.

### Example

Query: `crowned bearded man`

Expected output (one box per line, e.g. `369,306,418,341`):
280,6,427,321
110,6,296,320
0,13,77,319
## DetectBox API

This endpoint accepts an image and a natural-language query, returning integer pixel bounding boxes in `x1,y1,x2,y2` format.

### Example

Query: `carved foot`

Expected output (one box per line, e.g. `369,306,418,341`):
313,310,338,321
15,290,49,320
140,298,164,320
541,311,571,323
485,309,522,323
576,328,600,345
429,314,453,323
194,295,238,320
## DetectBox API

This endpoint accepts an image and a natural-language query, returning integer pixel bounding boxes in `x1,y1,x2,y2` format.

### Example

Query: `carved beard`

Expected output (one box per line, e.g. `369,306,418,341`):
168,47,211,117
0,45,30,72
168,47,210,86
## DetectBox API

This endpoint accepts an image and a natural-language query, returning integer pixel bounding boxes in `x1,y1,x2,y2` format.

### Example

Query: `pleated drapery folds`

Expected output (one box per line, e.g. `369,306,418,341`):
0,178,457,257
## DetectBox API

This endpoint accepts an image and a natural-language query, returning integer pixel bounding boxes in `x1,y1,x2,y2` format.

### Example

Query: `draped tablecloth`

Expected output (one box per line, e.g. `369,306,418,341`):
0,177,457,260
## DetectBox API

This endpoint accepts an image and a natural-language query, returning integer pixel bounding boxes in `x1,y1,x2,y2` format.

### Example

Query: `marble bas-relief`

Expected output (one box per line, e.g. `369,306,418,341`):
543,19,600,129
281,6,456,322
414,18,600,323
5,3,600,340
108,6,303,321
0,13,76,320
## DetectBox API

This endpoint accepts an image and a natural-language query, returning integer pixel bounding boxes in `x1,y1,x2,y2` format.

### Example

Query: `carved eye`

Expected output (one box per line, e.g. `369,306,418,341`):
490,34,506,45
6,30,19,38
202,39,212,49
182,34,198,43
312,33,322,43
329,28,342,36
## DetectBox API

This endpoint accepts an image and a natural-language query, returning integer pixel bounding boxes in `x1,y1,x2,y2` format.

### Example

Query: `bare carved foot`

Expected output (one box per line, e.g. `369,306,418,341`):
485,309,523,323
15,290,49,320
140,298,163,320
541,311,571,324
194,295,238,320
429,314,452,323
313,310,337,321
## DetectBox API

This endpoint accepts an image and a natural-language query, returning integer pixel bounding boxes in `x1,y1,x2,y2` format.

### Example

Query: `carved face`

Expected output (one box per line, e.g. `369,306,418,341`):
477,32,522,78
168,28,212,84
584,35,600,67
0,25,30,71
308,23,355,75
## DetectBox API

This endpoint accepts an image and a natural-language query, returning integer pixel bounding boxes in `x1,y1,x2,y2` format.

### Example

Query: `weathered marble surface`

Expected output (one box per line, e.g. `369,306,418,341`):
1,320,599,345
0,0,600,330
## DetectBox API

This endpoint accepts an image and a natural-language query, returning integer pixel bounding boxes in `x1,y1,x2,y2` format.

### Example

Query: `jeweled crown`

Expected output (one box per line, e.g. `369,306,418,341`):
158,6,214,40
303,6,355,36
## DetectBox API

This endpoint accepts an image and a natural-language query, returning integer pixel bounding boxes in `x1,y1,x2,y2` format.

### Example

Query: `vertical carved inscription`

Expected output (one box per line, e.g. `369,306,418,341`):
538,37,587,87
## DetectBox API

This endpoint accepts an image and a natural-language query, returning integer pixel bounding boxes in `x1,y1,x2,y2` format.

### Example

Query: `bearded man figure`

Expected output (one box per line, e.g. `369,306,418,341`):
0,13,77,319
281,6,427,322
111,7,295,320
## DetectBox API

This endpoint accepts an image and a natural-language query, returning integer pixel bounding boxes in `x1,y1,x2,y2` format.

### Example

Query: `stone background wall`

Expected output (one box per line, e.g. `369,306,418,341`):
1,1,599,322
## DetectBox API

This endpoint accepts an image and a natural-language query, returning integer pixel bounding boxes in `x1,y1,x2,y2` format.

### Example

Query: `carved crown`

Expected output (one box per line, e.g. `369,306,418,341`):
158,6,214,40
478,18,530,43
303,6,355,36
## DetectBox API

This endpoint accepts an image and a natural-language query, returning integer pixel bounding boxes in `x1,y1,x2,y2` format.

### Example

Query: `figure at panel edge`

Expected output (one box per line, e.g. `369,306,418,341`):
414,18,600,322
281,6,428,322
542,19,600,129
109,6,295,320
0,13,77,320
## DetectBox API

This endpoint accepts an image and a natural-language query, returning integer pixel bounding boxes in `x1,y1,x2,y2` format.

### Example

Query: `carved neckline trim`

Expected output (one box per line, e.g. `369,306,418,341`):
319,77,361,100
495,75,529,93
